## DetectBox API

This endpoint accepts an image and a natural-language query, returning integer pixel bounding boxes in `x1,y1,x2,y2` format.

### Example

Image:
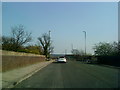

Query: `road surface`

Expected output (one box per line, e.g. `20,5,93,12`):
14,61,120,88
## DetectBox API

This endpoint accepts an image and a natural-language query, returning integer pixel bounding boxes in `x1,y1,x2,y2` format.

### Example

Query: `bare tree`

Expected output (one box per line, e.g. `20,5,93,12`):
2,25,32,51
71,49,85,55
1,36,13,50
11,25,32,51
38,33,53,58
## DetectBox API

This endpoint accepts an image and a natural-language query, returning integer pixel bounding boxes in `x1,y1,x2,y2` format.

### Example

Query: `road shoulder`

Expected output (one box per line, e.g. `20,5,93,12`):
2,60,53,88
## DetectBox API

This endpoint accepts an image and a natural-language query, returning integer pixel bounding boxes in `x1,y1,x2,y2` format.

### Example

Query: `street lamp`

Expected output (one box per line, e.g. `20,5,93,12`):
49,30,51,59
83,31,86,55
65,49,67,55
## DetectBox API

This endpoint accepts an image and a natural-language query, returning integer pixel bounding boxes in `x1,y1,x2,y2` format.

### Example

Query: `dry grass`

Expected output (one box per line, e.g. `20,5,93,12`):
1,50,43,56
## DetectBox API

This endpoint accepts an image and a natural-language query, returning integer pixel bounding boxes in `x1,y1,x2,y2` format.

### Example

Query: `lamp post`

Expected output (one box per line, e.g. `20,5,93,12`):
65,49,67,55
83,31,86,55
49,30,51,59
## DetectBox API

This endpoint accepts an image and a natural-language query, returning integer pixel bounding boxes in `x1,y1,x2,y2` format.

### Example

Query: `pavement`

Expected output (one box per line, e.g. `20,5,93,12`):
2,60,53,88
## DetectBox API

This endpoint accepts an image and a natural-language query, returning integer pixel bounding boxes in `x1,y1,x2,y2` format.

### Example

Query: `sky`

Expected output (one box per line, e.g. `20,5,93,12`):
2,2,118,54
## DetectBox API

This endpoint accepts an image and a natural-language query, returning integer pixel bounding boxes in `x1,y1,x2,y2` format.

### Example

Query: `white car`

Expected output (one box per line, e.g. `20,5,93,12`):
57,57,67,63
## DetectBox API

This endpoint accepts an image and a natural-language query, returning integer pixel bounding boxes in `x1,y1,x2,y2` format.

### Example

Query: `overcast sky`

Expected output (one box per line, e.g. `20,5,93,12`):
2,2,118,54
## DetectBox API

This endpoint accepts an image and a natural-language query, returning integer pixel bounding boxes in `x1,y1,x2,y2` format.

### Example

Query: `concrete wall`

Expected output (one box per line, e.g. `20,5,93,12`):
1,50,45,72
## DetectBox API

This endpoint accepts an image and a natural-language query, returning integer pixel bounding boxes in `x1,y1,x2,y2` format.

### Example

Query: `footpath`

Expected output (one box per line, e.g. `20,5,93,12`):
2,60,53,88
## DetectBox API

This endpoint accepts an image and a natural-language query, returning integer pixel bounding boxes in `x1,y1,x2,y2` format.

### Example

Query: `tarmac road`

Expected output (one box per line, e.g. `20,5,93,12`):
14,61,120,88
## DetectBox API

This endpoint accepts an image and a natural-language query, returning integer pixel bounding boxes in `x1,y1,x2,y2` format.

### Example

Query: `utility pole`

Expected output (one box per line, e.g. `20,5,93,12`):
83,31,86,55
